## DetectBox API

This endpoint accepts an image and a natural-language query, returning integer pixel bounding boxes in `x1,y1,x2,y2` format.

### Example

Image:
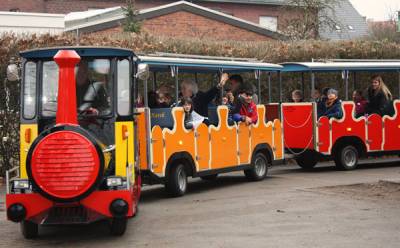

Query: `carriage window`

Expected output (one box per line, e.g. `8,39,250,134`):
23,62,37,119
42,61,59,117
117,59,131,115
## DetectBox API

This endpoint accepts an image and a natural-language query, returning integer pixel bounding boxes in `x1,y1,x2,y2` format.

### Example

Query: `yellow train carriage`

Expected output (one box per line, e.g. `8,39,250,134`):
135,54,284,196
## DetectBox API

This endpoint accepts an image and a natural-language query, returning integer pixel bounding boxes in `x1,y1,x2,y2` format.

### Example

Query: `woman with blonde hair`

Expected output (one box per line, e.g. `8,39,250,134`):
366,75,394,116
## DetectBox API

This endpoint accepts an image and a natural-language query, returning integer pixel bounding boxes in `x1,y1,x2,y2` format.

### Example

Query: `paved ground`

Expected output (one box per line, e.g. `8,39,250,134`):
1,158,400,248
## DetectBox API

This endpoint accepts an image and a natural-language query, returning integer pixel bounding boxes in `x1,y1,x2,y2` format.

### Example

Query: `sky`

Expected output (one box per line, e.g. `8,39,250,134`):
349,0,400,21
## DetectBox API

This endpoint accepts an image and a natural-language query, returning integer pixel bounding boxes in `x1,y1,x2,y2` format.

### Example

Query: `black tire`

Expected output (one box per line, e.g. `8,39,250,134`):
20,220,38,239
334,145,359,170
110,218,127,236
200,174,218,181
244,152,269,181
165,163,188,197
295,151,318,170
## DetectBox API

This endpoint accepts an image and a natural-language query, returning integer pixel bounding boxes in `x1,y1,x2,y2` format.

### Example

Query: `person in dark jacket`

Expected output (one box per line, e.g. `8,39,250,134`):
232,84,258,125
317,87,331,117
180,76,227,118
366,75,393,116
319,88,343,119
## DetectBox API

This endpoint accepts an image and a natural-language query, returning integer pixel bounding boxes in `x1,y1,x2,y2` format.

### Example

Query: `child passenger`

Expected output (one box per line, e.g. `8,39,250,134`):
352,90,367,117
232,85,258,125
319,88,343,119
182,98,204,130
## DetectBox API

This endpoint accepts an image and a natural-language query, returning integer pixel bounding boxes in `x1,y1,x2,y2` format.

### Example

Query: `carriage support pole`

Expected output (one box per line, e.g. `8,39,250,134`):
268,72,272,103
311,72,315,101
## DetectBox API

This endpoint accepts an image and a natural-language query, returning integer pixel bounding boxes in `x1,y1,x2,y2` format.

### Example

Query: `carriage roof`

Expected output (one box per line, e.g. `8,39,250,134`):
281,61,400,72
20,46,135,59
138,54,283,73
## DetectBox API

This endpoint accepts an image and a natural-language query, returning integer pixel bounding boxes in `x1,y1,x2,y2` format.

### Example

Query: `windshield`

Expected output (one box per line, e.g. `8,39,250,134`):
41,58,112,117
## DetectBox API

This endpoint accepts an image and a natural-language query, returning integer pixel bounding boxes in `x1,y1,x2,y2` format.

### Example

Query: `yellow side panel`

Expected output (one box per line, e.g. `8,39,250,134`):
115,121,134,177
163,108,196,175
20,124,38,179
209,106,238,169
237,122,250,164
195,123,210,171
251,106,274,156
151,125,165,175
273,119,284,160
136,112,148,170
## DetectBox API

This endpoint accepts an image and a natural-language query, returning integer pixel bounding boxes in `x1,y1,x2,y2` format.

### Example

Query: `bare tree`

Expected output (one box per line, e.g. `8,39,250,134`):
281,0,341,40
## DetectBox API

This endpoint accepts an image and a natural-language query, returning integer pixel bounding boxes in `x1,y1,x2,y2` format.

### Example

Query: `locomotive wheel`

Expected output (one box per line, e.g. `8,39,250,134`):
165,163,188,197
295,152,318,170
21,220,38,239
200,174,218,181
334,145,359,170
110,218,127,236
244,152,269,181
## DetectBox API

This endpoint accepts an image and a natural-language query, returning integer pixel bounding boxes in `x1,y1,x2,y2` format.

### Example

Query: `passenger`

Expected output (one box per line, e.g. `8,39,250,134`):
135,93,144,108
320,89,343,119
311,88,321,102
228,74,258,104
221,91,235,125
156,92,173,108
182,97,204,130
317,87,331,117
232,85,258,125
366,75,394,116
179,76,227,117
291,90,303,103
352,90,367,117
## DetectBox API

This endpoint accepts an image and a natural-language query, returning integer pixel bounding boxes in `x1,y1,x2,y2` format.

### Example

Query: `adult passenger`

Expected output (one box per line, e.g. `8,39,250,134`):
319,88,343,119
228,74,258,104
366,75,394,116
179,76,227,117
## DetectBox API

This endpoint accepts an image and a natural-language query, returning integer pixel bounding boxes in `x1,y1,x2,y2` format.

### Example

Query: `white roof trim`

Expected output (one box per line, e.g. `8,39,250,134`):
139,55,283,70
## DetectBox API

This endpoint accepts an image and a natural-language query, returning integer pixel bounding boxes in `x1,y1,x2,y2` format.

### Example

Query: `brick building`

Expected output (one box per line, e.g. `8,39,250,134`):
1,0,368,40
1,0,297,34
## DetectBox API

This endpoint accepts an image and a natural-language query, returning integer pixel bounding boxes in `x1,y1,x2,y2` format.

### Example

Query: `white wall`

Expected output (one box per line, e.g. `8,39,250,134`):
0,11,65,35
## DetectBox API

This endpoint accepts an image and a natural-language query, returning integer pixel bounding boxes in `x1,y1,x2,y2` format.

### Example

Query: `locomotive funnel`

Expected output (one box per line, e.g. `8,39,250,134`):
53,50,81,125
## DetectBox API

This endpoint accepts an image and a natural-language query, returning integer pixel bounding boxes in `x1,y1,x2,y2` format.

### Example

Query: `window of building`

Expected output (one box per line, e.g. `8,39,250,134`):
259,16,278,32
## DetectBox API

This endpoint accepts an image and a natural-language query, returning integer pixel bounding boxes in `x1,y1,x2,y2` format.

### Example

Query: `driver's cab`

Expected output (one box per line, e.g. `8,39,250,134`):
19,47,135,146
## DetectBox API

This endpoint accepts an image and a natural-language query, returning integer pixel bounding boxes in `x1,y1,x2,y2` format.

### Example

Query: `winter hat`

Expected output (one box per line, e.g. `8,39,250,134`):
327,88,338,97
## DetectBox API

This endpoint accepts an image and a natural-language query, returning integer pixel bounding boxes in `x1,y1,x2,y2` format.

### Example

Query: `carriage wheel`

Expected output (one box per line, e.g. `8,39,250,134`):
244,152,269,181
334,145,359,170
295,152,318,170
110,218,127,236
165,163,188,197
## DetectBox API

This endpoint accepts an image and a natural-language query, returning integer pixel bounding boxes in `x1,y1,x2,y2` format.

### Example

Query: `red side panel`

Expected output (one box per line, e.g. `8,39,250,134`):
331,102,366,147
282,103,315,150
6,193,53,219
383,101,400,151
317,116,330,153
265,104,279,121
366,114,383,151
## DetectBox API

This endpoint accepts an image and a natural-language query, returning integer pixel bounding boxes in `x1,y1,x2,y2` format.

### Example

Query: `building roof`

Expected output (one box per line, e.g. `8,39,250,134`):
319,0,368,40
65,0,285,40
191,0,289,5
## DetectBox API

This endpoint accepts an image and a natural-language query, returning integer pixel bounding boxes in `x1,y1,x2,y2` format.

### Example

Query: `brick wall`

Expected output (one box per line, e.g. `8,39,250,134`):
94,10,274,41
0,0,45,12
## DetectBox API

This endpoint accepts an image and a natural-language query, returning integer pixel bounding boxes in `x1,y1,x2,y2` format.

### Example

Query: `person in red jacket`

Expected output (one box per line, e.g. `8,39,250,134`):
232,85,258,125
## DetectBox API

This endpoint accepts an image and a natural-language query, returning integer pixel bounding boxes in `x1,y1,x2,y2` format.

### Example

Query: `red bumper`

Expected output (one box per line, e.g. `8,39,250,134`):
6,189,137,222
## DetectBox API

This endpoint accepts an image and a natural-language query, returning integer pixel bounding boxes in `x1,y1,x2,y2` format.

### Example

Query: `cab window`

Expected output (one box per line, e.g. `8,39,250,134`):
23,61,37,119
117,59,131,116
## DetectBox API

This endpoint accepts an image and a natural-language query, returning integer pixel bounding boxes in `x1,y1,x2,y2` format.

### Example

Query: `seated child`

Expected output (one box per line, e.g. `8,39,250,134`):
319,88,343,119
232,85,258,125
182,97,204,130
221,91,235,125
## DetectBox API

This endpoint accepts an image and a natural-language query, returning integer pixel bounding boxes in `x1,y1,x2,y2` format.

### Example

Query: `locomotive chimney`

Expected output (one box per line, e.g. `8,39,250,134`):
53,50,81,125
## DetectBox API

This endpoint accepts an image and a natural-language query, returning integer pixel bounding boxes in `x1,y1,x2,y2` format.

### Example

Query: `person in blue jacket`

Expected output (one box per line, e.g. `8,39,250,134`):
319,88,343,119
